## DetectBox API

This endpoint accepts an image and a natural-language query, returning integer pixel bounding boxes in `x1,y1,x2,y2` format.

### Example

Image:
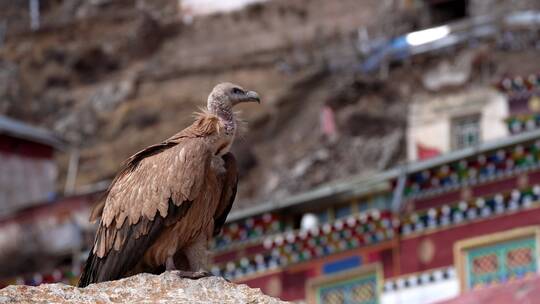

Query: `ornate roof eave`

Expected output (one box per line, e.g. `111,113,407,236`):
0,115,67,151
228,174,392,223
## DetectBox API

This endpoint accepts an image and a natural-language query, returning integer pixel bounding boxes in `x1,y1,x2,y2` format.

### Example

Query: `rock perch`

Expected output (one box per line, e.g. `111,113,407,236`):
0,271,288,304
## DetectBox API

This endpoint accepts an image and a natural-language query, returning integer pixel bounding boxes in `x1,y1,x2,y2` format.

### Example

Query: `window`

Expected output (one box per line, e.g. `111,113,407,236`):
466,238,536,288
317,211,330,225
451,114,481,150
372,194,391,210
307,264,381,304
335,204,352,219
455,227,540,291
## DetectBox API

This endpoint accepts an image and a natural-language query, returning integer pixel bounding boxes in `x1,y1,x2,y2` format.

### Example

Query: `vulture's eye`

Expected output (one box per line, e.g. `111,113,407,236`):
232,88,243,94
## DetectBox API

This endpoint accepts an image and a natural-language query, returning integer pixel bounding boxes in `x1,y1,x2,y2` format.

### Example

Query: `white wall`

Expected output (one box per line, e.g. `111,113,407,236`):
0,152,57,215
407,88,508,162
382,278,459,304
181,0,268,15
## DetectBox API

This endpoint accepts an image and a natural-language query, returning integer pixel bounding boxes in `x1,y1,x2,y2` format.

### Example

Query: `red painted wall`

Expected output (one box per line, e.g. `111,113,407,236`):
399,206,540,275
213,244,268,264
410,174,540,212
411,177,522,211
412,191,461,210
0,193,98,227
237,268,314,301
0,135,54,159
472,177,518,198
237,243,393,301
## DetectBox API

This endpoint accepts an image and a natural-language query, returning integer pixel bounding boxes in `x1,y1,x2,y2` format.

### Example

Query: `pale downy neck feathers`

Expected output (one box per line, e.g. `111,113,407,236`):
207,99,236,137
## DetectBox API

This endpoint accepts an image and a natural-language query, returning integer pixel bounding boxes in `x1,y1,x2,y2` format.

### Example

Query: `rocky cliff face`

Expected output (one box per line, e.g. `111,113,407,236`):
0,0,406,208
0,0,538,209
0,272,287,304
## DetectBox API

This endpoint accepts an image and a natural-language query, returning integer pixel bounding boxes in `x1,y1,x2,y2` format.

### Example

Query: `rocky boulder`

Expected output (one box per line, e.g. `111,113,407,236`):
0,271,288,304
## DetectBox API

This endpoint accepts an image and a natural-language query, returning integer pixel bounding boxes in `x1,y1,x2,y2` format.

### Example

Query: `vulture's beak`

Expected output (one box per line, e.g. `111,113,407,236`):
245,91,261,104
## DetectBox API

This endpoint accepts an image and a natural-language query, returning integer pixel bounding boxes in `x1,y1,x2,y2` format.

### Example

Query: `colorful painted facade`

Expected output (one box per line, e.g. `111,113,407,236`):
206,128,540,303
205,74,540,303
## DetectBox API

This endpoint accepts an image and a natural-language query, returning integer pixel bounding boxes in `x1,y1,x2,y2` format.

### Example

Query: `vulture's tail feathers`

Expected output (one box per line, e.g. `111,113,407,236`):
78,199,193,287
78,249,100,288
78,218,164,287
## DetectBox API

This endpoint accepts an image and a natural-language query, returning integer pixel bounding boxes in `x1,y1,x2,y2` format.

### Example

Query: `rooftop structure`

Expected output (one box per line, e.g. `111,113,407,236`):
0,115,65,217
0,115,65,150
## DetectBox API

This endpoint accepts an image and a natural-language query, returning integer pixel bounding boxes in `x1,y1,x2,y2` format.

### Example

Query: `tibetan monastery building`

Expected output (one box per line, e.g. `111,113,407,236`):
210,73,540,303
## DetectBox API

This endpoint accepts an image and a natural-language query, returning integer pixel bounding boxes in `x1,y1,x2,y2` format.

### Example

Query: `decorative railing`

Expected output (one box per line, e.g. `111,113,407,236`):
212,184,540,280
400,185,540,236
211,213,288,251
211,210,396,280
507,114,540,134
383,267,456,293
496,73,540,134
496,73,540,95
403,141,540,199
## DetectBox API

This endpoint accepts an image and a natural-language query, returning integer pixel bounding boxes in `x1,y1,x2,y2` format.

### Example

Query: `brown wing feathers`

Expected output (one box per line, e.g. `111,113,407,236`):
79,141,209,287
87,141,178,223
79,113,221,287
213,153,239,236
86,112,220,224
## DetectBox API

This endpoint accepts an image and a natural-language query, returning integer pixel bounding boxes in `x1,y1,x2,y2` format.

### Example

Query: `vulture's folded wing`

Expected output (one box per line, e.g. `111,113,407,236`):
88,140,179,223
213,152,239,236
79,138,211,287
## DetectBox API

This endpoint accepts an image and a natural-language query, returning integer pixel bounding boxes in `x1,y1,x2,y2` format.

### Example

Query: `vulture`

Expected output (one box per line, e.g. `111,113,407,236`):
78,83,260,287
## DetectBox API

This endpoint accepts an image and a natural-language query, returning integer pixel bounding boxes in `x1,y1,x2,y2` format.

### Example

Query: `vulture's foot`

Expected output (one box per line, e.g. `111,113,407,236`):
175,270,212,280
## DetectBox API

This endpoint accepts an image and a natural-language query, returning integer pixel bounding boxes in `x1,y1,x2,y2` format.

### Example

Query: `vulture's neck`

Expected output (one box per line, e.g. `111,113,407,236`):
208,103,235,136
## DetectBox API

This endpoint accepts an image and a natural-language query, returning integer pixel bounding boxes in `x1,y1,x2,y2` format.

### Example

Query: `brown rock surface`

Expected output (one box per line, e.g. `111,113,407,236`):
0,272,288,304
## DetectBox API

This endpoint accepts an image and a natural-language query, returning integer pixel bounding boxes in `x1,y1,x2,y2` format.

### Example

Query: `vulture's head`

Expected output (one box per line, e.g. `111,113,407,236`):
207,82,260,111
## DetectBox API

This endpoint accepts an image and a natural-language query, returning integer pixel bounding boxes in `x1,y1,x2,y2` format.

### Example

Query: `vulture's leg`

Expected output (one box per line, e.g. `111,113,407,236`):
176,237,212,280
185,236,209,271
166,256,176,271
173,251,190,271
